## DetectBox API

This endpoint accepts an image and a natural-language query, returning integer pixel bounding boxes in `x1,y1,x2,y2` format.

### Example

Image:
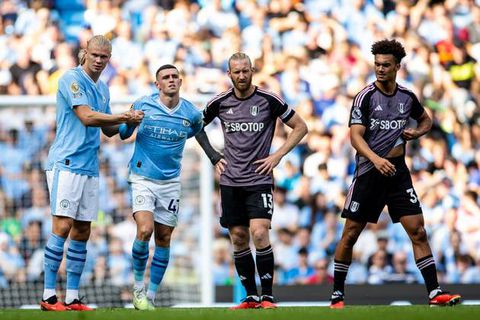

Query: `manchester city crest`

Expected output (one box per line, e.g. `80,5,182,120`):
135,195,145,205
60,199,70,209
397,103,405,114
183,119,191,127
250,105,258,116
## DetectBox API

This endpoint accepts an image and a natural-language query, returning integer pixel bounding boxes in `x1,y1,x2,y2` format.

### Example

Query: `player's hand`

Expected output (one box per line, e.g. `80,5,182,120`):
254,153,282,175
119,110,135,122
128,110,144,126
121,110,143,125
373,157,396,177
402,128,419,140
215,158,227,175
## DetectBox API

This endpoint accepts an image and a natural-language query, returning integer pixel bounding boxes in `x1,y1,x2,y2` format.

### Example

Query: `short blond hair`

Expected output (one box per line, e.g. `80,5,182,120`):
79,35,112,65
228,52,252,70
87,35,112,52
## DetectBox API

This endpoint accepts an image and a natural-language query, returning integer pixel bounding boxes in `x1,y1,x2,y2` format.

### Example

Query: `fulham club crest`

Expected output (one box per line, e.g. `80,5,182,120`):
250,105,258,116
350,201,360,212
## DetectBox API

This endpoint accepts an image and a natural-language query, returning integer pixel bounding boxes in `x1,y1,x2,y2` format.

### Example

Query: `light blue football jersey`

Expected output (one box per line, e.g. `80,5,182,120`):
129,93,203,180
46,66,111,176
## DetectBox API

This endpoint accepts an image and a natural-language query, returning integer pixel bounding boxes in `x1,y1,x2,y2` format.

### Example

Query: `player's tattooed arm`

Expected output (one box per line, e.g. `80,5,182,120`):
351,124,396,176
402,110,432,140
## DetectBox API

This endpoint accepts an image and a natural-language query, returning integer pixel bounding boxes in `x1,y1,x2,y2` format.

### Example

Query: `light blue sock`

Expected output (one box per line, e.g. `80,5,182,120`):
66,239,87,292
132,239,149,283
43,233,66,294
147,246,170,300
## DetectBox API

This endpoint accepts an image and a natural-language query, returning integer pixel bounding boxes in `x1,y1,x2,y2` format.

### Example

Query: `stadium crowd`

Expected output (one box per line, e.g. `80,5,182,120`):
1,0,480,291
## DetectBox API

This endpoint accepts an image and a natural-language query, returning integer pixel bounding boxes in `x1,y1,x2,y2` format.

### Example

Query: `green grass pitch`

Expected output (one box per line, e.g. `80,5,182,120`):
1,306,479,320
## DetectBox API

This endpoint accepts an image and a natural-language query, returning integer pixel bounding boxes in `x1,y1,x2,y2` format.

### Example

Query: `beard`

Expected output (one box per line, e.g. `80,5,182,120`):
233,77,252,92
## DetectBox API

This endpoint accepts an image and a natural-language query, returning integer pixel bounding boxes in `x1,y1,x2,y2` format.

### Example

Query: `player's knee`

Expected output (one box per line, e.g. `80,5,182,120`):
70,227,91,241
251,229,269,247
53,218,73,238
137,226,154,241
230,232,249,248
155,232,172,247
343,230,360,248
410,226,427,243
54,225,71,238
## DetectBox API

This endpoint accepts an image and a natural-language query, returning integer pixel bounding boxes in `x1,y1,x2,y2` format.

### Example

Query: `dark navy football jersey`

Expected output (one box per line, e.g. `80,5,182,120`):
203,86,294,186
349,82,425,176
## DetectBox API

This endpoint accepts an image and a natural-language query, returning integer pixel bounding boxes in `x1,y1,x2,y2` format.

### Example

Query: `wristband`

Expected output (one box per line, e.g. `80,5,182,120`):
119,123,135,139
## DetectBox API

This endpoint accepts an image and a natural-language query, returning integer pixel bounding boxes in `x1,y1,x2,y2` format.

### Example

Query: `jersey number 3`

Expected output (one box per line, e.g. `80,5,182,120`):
406,188,418,204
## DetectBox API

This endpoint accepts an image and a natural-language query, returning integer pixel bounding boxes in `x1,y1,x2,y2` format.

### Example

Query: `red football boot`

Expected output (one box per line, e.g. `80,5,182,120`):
429,292,461,307
230,295,260,310
40,296,67,311
259,295,277,309
64,298,93,311
330,292,345,309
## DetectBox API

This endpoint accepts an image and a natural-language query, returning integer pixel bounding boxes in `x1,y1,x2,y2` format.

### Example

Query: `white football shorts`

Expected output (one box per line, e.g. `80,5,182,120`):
129,173,181,227
46,169,99,221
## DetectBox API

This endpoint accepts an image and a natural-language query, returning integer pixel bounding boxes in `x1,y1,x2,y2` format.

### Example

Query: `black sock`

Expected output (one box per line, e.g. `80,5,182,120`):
256,245,274,296
234,248,258,296
333,259,350,295
44,295,58,304
416,255,439,294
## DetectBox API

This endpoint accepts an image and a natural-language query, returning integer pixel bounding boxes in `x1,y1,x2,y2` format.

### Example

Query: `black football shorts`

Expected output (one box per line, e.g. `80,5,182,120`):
219,184,274,228
342,156,422,223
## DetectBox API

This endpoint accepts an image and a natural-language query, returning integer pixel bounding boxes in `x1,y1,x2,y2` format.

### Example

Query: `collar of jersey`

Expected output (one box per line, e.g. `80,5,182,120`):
232,85,257,100
78,66,99,87
373,82,398,97
150,93,181,114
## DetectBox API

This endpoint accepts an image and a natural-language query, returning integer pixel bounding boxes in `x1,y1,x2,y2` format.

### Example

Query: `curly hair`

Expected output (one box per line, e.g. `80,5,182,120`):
371,39,406,64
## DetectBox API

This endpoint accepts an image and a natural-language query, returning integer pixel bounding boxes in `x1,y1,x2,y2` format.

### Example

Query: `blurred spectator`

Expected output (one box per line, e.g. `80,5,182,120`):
367,230,393,268
0,129,30,210
271,186,300,233
0,232,25,286
387,251,417,284
212,237,233,285
274,228,298,275
8,43,41,95
107,237,131,286
305,258,333,285
310,210,342,257
283,247,315,285
18,219,43,263
462,256,480,283
446,254,475,283
368,249,393,285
